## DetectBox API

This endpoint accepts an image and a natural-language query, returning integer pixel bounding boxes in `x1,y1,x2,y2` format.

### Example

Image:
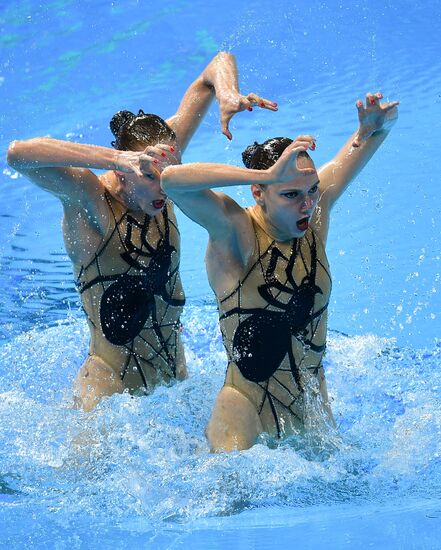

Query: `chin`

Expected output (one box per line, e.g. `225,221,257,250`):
291,227,306,238
138,202,158,215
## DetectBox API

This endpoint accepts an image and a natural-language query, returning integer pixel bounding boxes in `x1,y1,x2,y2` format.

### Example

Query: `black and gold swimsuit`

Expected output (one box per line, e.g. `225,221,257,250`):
75,192,185,391
218,214,332,437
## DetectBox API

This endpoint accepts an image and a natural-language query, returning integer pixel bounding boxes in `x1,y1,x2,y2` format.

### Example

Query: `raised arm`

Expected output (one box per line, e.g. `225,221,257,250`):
165,52,277,151
318,92,399,209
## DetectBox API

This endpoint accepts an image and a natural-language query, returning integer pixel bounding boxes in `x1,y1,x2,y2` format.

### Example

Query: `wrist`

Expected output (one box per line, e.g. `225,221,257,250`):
216,88,239,103
369,127,389,137
112,150,122,171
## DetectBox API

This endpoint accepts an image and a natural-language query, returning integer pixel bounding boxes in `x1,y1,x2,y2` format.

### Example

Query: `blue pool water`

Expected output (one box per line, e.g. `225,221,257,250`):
1,1,441,547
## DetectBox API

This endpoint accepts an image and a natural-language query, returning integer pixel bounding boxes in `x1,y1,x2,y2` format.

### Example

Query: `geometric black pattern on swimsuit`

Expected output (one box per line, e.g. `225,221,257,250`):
219,230,331,437
76,192,185,386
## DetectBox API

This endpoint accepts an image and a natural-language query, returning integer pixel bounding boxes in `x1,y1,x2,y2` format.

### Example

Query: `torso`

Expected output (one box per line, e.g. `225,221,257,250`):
217,211,332,437
67,191,186,392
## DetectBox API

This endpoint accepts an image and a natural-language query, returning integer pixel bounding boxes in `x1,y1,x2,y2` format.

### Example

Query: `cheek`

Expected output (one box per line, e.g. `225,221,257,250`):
138,182,158,198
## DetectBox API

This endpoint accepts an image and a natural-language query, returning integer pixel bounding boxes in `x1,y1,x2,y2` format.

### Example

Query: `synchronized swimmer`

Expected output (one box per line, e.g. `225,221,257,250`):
7,53,398,451
7,52,276,414
162,92,398,451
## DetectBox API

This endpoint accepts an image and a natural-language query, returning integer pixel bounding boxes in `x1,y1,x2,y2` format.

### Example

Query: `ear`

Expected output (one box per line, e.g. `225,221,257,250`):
251,184,265,206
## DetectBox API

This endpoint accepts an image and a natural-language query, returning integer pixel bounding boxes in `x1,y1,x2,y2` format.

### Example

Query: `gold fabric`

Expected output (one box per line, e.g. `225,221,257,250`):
74,192,185,391
218,213,332,437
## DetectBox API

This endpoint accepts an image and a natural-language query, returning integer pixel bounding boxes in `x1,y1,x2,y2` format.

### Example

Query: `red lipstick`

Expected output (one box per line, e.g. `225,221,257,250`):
296,217,309,231
152,199,165,210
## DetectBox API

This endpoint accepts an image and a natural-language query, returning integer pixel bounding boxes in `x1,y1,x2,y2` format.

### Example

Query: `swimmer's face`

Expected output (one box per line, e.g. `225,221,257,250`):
120,138,178,215
120,170,166,215
252,161,319,239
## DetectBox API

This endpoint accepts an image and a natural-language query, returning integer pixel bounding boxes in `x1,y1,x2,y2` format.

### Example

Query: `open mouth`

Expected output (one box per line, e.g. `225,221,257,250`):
296,217,309,231
152,199,165,210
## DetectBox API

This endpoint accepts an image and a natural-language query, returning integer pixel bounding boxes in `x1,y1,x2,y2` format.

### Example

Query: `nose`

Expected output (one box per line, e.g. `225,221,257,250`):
301,195,314,212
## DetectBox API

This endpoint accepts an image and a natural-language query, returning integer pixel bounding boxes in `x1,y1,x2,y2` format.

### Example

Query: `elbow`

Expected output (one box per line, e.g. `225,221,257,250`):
6,140,23,169
7,138,42,169
161,165,188,199
217,51,234,60
160,165,178,194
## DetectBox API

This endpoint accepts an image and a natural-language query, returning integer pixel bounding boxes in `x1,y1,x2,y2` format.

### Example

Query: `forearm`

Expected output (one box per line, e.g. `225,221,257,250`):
7,138,118,171
319,128,391,204
202,52,239,97
161,162,268,194
330,128,390,182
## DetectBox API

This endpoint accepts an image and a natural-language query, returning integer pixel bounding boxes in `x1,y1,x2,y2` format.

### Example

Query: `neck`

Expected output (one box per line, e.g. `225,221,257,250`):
250,205,293,242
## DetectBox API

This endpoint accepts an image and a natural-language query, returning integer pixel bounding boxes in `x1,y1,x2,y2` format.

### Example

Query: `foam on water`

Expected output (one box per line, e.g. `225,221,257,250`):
1,305,440,535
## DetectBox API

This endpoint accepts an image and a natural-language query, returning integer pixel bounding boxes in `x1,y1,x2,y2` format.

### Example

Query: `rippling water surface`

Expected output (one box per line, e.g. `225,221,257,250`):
1,0,441,547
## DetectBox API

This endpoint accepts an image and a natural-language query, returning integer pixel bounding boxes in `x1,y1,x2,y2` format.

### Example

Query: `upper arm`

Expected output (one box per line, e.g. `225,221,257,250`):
11,163,108,239
7,140,104,203
13,164,104,205
309,161,340,245
171,186,255,265
316,160,341,210
165,75,214,153
311,182,332,246
171,186,246,238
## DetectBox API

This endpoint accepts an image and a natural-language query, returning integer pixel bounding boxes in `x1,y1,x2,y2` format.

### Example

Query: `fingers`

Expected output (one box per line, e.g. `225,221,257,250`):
139,154,159,173
287,146,316,174
366,92,378,107
221,113,233,141
151,143,179,157
246,93,278,111
260,98,278,111
365,92,399,110
285,137,317,175
142,144,167,159
297,165,316,175
142,143,180,164
291,135,316,151
382,100,400,112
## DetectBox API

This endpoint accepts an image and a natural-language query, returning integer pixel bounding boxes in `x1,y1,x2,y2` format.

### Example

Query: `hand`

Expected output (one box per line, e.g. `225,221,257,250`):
115,144,181,178
217,91,278,140
352,92,399,147
114,150,146,177
139,143,181,176
266,135,316,182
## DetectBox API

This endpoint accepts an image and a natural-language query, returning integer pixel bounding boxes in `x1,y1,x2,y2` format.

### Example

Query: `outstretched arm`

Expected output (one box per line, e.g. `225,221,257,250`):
318,92,399,210
161,136,315,239
7,137,155,200
166,52,277,151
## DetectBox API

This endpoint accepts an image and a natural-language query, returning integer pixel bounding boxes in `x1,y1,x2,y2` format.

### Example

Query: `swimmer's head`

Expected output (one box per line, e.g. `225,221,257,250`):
245,137,318,239
110,110,176,151
242,137,312,170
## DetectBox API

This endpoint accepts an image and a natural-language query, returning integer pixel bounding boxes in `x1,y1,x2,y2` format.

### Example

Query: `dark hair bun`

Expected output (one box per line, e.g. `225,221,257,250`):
109,110,136,137
242,141,260,168
242,137,293,170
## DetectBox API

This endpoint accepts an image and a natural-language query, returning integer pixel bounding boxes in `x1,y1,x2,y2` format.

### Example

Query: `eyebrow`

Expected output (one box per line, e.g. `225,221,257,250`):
280,180,320,193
